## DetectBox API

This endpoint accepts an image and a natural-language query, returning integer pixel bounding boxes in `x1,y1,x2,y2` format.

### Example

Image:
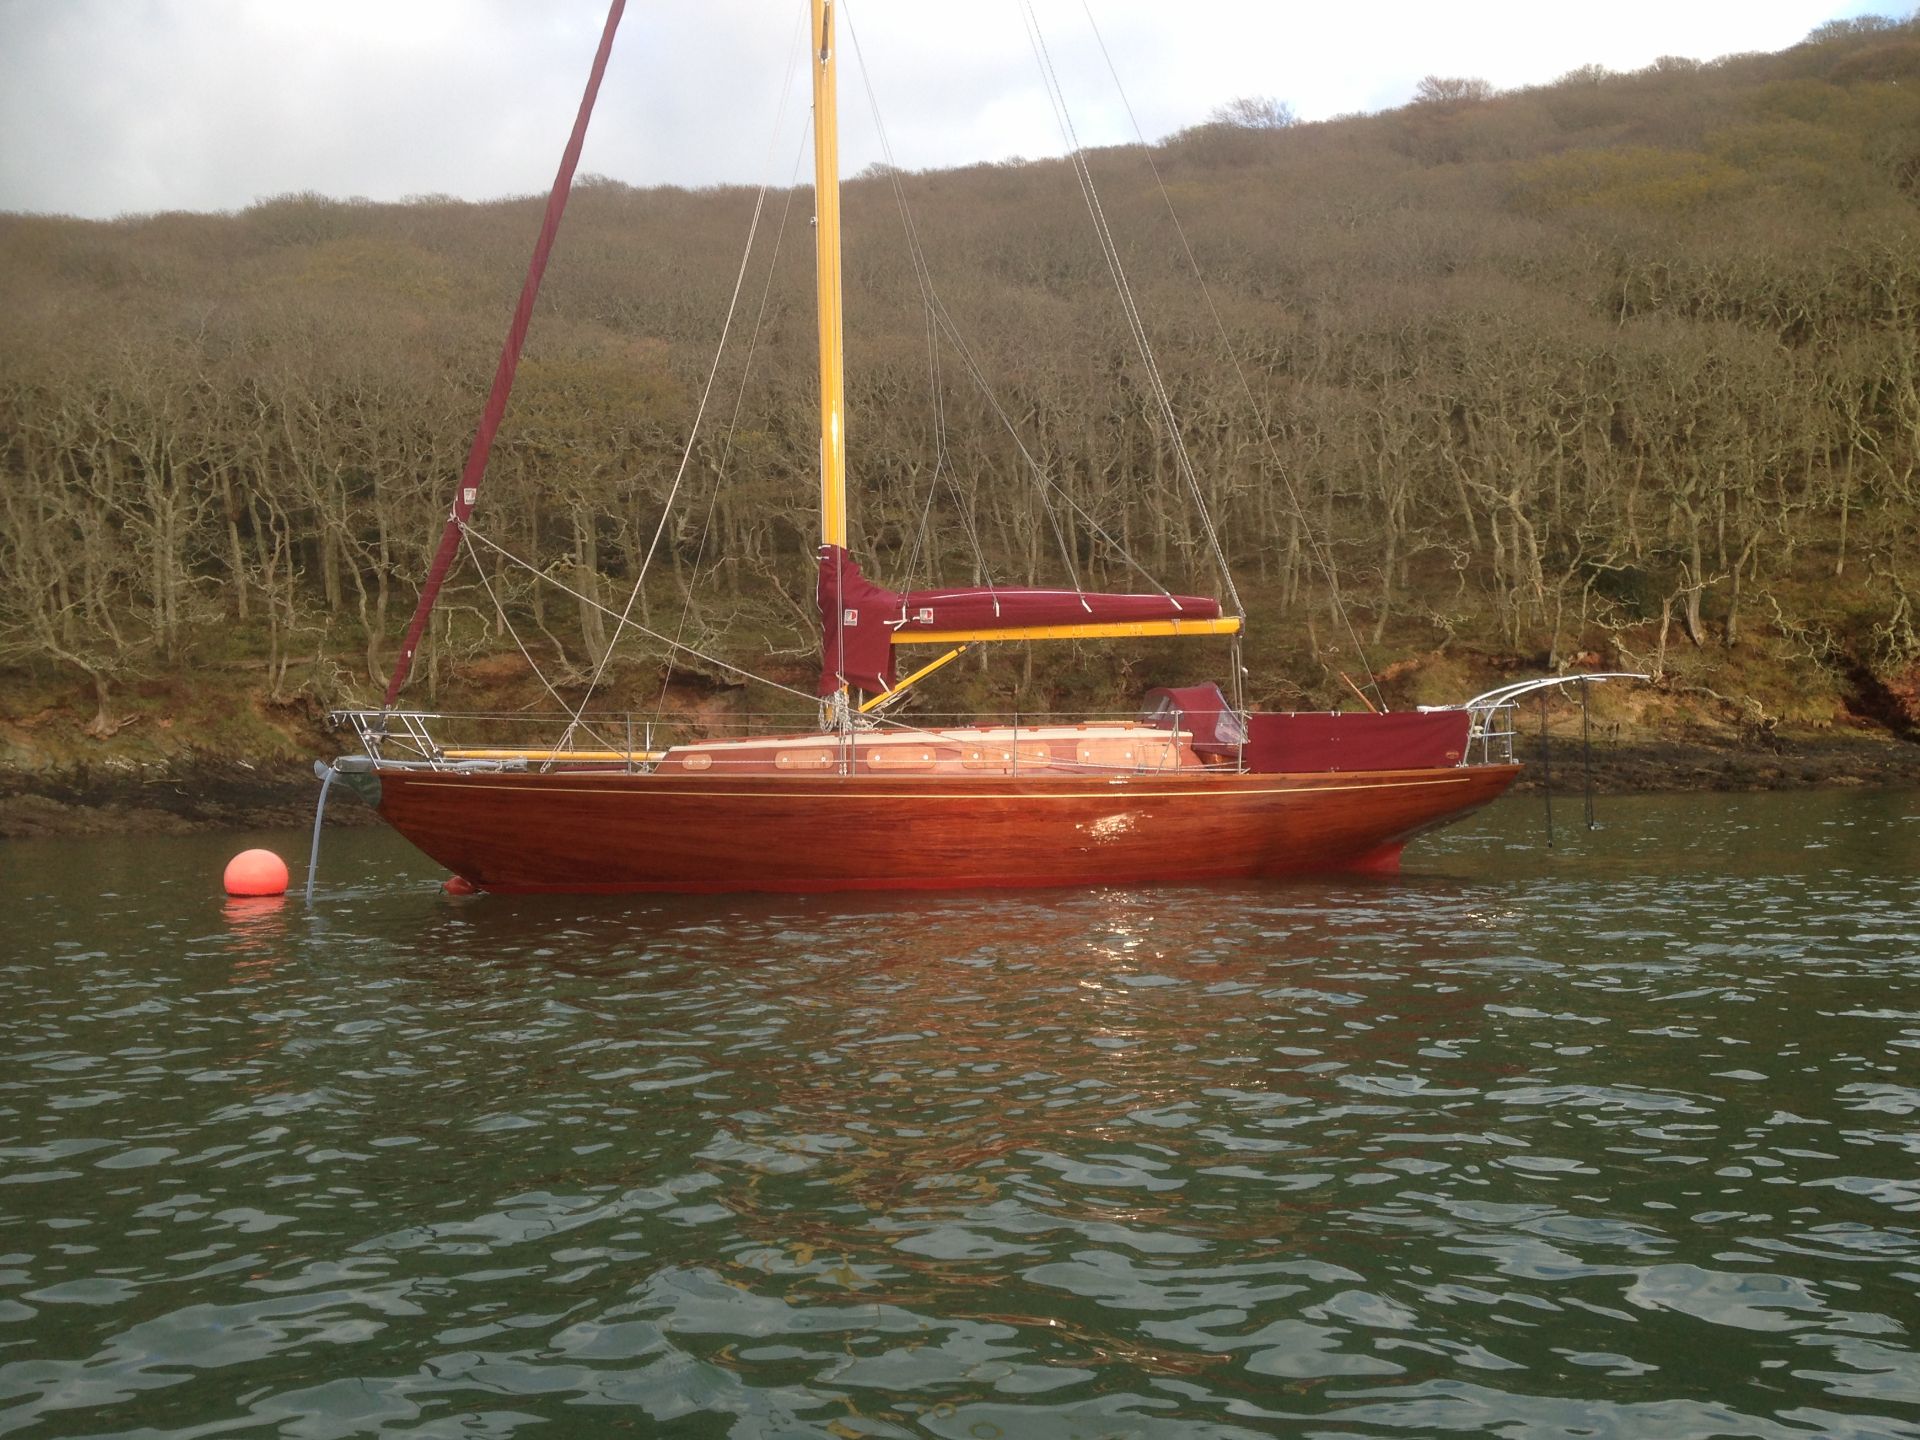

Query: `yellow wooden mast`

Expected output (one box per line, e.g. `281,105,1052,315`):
811,0,847,554
806,0,1239,715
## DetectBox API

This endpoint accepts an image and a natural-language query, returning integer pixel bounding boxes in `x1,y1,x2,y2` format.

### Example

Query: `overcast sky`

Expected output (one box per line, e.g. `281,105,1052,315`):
0,0,1887,220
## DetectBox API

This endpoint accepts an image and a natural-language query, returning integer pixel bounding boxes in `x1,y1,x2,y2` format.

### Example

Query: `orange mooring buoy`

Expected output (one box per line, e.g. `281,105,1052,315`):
223,848,289,897
443,875,479,896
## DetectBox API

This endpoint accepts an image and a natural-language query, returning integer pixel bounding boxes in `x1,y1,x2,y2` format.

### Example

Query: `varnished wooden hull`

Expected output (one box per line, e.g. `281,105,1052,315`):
370,762,1522,894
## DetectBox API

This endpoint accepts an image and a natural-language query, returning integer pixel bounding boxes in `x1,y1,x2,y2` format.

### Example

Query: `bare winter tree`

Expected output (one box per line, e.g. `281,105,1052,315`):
1413,75,1494,104
1208,95,1298,129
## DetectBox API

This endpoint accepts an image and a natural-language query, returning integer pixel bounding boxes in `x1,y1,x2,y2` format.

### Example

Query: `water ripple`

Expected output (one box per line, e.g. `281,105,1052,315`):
1,788,1917,1435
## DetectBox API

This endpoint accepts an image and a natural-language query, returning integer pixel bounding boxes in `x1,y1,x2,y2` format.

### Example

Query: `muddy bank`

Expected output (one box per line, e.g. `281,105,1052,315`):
0,759,382,840
2,732,1915,840
1510,734,1920,795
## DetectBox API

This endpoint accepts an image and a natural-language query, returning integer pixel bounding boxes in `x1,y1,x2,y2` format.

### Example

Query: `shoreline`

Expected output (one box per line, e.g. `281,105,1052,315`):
1508,736,1920,795
0,759,380,840
2,734,1916,840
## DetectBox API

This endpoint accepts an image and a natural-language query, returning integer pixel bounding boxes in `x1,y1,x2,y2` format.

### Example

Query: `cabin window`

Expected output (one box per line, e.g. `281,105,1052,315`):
678,751,713,771
867,747,936,771
774,749,835,770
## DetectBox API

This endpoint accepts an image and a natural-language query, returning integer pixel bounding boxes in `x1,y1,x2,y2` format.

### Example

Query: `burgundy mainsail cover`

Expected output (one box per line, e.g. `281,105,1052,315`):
817,546,1223,695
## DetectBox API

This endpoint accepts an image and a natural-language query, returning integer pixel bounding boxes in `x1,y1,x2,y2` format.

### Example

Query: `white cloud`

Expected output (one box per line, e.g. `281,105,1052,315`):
0,0,1886,219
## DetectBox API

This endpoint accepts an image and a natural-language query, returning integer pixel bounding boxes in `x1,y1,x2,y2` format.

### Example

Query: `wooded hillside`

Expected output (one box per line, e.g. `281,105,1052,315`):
4,14,1919,749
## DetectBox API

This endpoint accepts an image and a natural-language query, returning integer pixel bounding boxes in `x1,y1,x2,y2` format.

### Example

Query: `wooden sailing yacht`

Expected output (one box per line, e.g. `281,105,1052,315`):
322,0,1561,895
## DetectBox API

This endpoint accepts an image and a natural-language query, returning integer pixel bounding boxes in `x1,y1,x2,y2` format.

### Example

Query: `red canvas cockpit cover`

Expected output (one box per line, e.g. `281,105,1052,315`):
1243,710,1472,773
817,546,1223,695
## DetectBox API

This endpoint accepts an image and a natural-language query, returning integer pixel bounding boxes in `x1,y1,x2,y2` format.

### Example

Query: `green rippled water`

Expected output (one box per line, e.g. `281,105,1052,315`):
2,789,1917,1438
